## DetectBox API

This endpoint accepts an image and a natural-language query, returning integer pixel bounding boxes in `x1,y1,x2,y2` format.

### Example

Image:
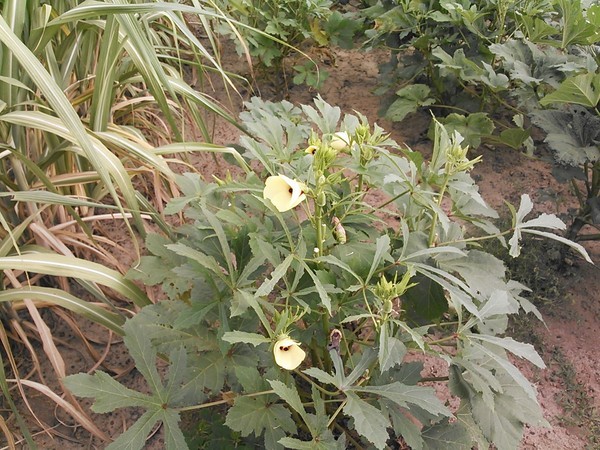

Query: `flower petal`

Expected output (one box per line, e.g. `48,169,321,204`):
330,131,350,151
273,337,306,370
263,175,306,212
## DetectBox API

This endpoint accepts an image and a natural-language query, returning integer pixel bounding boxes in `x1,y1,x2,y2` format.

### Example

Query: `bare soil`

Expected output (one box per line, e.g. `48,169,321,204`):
4,46,600,450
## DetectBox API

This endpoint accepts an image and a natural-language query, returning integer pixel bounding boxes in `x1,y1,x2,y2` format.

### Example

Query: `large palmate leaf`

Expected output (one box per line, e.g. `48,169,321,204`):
222,331,271,346
421,418,472,450
464,333,545,369
65,320,191,450
530,108,600,166
344,392,390,450
402,274,448,323
268,380,347,449
437,113,495,149
540,72,600,108
450,361,548,450
507,194,592,262
378,323,407,373
352,382,450,418
304,348,450,448
556,0,600,48
385,84,435,122
224,394,296,449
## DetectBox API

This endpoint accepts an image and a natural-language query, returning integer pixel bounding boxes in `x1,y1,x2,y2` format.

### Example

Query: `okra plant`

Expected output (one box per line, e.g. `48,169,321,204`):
66,97,590,450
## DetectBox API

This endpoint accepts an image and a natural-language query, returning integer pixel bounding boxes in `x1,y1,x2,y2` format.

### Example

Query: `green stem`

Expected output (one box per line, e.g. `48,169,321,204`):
361,288,378,332
374,187,412,210
327,399,347,428
421,376,449,382
302,399,345,407
314,202,325,257
177,389,275,412
312,200,332,371
437,228,513,247
575,232,600,241
426,331,460,347
572,177,587,210
428,173,451,247
294,370,340,397
320,313,332,374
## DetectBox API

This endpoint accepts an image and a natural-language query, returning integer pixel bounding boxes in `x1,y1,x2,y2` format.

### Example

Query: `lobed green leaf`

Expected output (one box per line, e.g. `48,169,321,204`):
344,392,390,450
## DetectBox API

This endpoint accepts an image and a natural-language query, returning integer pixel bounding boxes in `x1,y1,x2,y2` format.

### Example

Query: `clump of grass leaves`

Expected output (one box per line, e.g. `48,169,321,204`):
0,0,252,445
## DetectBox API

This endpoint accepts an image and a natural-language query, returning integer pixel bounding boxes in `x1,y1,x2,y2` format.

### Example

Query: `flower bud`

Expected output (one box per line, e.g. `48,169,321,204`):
382,298,394,315
316,191,327,207
355,124,370,144
330,131,350,151
332,216,347,244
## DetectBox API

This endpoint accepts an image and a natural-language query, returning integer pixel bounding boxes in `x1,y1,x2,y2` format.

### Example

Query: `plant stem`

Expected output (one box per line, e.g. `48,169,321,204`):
177,389,276,412
428,173,450,247
327,399,347,428
576,233,600,241
427,334,458,346
294,370,340,397
421,376,449,382
374,187,412,210
438,228,513,246
312,196,333,371
314,202,325,257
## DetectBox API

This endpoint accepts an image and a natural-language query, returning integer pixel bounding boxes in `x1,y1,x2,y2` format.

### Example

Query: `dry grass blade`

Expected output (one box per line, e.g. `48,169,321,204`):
3,270,69,431
29,222,75,259
0,414,16,450
50,308,117,375
6,378,110,442
21,300,66,380
0,323,47,441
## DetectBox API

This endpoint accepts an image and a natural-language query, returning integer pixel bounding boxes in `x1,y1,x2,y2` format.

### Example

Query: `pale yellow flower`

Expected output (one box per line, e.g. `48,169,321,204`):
263,174,306,212
305,144,318,155
273,336,306,370
330,131,350,151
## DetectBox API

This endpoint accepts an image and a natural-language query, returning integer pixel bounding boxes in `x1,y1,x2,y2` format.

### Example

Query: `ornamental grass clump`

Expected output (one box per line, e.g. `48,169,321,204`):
66,96,590,450
0,0,247,444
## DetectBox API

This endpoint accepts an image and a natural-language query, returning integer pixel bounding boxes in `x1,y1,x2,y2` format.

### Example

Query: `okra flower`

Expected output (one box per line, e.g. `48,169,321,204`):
330,131,350,151
273,336,306,370
263,174,306,212
305,144,318,155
